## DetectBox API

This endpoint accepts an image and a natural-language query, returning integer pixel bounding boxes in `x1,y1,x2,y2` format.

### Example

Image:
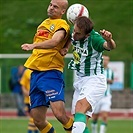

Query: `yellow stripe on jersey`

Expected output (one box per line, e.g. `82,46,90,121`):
24,18,70,72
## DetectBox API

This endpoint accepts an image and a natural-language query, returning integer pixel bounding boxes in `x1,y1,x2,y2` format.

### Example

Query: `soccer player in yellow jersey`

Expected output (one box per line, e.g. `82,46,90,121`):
21,0,73,133
20,69,39,133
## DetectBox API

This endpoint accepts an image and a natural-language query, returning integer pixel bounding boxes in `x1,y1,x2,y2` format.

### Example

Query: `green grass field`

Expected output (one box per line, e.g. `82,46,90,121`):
0,118,132,133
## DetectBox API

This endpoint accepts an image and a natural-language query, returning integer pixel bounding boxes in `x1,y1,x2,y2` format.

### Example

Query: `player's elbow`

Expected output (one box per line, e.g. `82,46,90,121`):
110,44,116,50
110,40,116,50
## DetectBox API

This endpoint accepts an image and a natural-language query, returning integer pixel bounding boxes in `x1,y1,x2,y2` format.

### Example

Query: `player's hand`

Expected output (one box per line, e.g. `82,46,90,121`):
60,48,68,56
21,43,35,51
100,29,112,41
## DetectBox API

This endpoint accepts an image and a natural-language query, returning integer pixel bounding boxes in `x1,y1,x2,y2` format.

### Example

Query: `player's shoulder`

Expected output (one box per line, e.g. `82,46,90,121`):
90,29,101,37
39,18,68,24
49,18,68,24
57,19,69,26
90,29,105,44
55,19,70,31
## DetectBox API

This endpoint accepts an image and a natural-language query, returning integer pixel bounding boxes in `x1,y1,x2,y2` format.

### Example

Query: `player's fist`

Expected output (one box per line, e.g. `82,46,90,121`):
100,29,112,41
60,48,68,56
21,43,34,51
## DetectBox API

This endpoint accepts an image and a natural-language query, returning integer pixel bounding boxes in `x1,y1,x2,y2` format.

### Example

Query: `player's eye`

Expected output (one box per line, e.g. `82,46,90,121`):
49,3,52,7
53,5,59,9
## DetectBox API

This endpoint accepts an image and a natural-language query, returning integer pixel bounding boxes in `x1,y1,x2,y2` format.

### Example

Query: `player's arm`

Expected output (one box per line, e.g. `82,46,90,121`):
107,79,113,84
60,36,72,56
21,29,66,51
100,29,116,50
21,86,29,97
107,70,114,84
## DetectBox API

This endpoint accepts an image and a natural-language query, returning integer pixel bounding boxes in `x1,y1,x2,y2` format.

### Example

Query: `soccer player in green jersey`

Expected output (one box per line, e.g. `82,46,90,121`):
60,16,116,133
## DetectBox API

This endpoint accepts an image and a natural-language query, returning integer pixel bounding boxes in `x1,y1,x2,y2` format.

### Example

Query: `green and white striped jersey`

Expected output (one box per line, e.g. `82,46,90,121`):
104,68,114,96
68,29,106,76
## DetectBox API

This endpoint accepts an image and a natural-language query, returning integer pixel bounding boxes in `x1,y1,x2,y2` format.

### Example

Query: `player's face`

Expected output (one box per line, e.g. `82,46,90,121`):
47,0,65,19
72,24,88,41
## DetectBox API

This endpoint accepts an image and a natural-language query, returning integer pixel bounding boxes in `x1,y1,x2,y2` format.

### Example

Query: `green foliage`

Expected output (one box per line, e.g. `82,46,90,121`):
0,0,132,60
0,118,133,133
0,0,49,53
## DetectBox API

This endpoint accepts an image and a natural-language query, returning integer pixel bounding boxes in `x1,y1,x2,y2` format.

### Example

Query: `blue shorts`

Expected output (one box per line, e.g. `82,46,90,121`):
30,70,65,109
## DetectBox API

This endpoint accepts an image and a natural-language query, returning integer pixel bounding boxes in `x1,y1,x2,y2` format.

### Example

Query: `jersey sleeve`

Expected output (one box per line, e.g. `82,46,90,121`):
55,20,70,39
92,31,106,52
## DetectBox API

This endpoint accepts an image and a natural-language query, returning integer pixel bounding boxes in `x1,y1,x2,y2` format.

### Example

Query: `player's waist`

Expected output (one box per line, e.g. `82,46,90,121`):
25,65,64,73
24,55,64,72
76,70,104,77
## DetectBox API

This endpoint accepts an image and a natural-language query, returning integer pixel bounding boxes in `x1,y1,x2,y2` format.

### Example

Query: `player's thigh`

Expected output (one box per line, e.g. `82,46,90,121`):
71,89,80,115
75,97,92,113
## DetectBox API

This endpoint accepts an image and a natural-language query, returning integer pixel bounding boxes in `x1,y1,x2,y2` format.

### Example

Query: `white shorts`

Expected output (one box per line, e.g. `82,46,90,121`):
93,95,112,114
71,74,107,117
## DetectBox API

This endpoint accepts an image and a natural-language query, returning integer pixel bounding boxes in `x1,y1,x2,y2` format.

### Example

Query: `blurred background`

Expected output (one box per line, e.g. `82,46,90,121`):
0,0,132,132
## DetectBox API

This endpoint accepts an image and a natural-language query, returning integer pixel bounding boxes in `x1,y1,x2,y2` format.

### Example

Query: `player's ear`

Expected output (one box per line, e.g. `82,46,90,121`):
61,9,66,15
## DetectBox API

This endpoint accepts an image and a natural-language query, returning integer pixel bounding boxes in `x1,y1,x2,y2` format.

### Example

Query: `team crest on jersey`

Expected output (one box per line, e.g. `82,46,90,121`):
45,20,50,25
50,24,55,30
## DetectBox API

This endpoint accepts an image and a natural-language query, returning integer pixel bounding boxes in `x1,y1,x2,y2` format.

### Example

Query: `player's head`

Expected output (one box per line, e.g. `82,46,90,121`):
72,16,93,41
103,55,110,68
47,0,68,19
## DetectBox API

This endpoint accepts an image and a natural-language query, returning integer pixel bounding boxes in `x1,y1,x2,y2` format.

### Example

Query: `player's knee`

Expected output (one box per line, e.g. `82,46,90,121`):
34,119,42,127
34,119,47,130
76,99,92,113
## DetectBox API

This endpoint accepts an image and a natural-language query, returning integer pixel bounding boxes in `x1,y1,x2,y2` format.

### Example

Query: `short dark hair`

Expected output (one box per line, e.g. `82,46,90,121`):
75,16,94,34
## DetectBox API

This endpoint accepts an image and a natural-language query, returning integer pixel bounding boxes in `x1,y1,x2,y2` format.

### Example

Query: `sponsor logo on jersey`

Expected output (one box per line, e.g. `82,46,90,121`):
73,46,88,56
37,29,49,38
